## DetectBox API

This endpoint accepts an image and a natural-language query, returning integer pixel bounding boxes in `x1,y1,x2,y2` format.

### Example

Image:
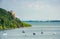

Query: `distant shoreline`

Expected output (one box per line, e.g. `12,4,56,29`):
23,20,60,22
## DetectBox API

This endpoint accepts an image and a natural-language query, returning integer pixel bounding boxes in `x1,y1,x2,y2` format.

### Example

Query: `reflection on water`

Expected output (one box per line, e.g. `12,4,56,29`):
0,22,60,39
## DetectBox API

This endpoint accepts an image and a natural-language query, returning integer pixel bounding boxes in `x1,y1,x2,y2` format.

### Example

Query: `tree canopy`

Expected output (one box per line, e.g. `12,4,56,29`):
0,8,31,29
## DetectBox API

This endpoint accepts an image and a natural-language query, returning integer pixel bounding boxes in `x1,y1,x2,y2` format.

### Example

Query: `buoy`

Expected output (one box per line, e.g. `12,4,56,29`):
33,33,36,35
22,30,25,33
41,32,43,34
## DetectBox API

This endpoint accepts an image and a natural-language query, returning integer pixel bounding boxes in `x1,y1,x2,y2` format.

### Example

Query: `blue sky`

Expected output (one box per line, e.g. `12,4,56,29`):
0,0,60,21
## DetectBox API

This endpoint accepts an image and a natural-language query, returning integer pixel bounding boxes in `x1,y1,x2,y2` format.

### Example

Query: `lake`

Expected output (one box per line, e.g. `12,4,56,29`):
0,22,60,39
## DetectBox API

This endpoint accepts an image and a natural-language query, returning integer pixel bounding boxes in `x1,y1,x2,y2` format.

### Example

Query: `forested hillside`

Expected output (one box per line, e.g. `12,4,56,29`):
0,8,31,29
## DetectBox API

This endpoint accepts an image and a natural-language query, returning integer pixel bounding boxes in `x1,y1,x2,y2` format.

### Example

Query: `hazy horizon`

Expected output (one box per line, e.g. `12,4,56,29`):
0,0,60,21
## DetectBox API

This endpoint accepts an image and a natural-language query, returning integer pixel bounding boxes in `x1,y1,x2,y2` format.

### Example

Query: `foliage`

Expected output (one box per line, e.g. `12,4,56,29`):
0,8,31,29
22,22,31,27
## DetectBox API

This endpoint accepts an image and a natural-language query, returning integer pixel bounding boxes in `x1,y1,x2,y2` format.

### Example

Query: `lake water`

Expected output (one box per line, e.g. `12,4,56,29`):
0,22,60,39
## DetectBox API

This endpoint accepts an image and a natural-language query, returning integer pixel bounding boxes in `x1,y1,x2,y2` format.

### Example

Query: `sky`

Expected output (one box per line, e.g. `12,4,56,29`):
0,0,60,21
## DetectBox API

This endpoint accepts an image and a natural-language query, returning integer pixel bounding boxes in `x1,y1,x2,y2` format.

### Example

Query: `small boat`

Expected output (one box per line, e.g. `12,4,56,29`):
3,32,7,36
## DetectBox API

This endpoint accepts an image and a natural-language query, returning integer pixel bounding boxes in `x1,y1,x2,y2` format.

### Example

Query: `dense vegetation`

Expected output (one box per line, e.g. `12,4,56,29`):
0,8,31,30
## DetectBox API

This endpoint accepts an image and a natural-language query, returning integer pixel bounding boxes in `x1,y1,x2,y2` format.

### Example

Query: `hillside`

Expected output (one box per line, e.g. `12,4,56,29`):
0,8,31,29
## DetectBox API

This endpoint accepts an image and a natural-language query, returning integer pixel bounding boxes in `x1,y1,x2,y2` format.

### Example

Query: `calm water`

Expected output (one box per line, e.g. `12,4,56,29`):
0,22,60,39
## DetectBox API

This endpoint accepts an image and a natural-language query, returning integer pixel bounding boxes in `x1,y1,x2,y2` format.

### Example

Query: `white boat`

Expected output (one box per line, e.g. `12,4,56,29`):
3,32,7,36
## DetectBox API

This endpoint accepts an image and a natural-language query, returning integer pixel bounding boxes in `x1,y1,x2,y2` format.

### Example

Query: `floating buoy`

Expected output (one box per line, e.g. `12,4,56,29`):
41,32,43,34
33,33,36,35
22,30,25,33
